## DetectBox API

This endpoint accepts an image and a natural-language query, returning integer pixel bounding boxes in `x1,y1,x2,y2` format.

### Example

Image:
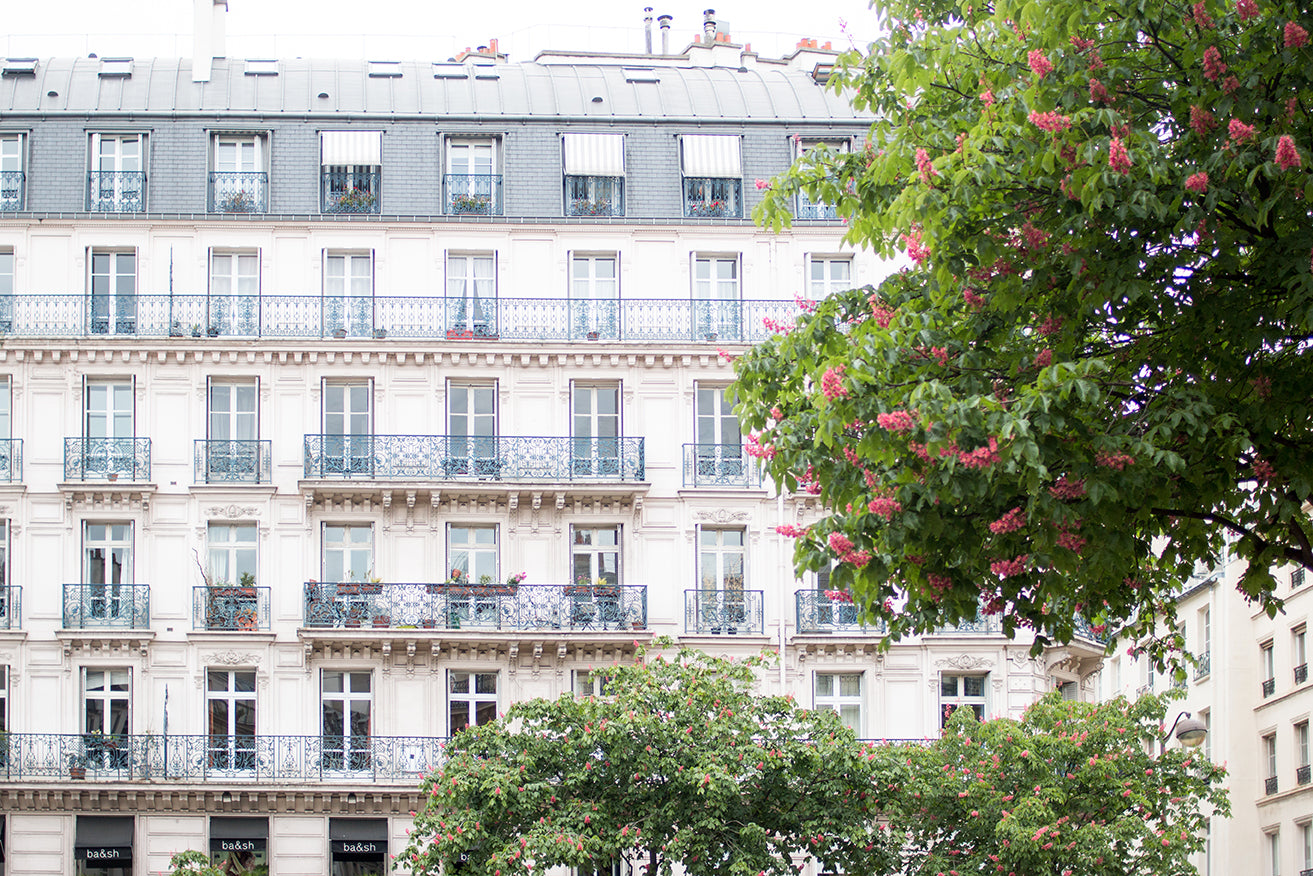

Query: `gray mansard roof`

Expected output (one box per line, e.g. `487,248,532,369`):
0,57,872,123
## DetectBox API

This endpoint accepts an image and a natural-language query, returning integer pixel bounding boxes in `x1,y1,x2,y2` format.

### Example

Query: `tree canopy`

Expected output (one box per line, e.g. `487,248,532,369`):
738,0,1313,662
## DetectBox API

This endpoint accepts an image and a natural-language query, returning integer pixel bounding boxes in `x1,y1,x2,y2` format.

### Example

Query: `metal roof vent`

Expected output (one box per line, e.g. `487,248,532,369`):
244,59,279,76
99,57,133,77
367,61,402,78
473,63,500,80
432,64,468,80
1,58,37,77
624,68,660,83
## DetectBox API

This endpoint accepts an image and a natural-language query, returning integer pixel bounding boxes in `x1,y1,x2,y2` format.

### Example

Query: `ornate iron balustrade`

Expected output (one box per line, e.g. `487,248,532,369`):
0,586,21,630
1265,775,1279,795
1195,651,1212,679
210,171,268,213
1263,677,1277,697
1071,614,1110,644
303,582,647,632
0,732,445,782
303,435,645,482
682,443,759,488
795,590,883,634
1297,663,1308,685
0,293,803,342
933,613,1002,634
63,437,151,481
321,169,380,213
795,196,838,220
87,171,146,212
682,177,742,218
1299,764,1311,786
192,586,272,631
684,589,765,635
565,176,624,217
0,171,25,211
194,439,273,484
444,174,503,216
62,584,150,629
0,438,22,482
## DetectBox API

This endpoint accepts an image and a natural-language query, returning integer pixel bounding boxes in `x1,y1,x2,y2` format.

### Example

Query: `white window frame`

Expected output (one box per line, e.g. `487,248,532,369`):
808,256,852,300
1268,829,1281,876
1296,627,1307,674
321,669,373,773
88,133,146,211
571,383,621,477
82,667,131,770
445,252,498,337
0,134,25,209
571,525,621,587
1298,721,1310,769
208,251,261,334
940,674,987,726
206,668,256,773
447,524,498,585
82,522,134,625
321,379,373,476
814,672,862,734
569,253,619,338
692,255,741,340
446,138,497,175
208,522,258,587
88,250,138,335
322,250,374,338
449,670,499,733
1266,733,1279,780
0,664,7,734
573,669,611,698
446,382,499,478
213,134,263,173
321,523,373,584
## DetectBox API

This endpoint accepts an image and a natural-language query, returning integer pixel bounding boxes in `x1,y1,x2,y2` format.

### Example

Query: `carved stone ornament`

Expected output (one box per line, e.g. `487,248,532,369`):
205,505,260,519
692,509,750,524
202,651,262,666
935,654,995,671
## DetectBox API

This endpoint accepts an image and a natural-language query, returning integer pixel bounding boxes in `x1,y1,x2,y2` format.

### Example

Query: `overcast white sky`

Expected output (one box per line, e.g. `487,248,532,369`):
2,0,879,63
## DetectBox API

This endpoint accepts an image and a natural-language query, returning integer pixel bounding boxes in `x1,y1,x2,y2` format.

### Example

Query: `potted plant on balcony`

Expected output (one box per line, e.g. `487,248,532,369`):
689,198,729,218
219,189,256,213
68,753,86,780
446,327,475,340
450,192,491,214
334,186,376,211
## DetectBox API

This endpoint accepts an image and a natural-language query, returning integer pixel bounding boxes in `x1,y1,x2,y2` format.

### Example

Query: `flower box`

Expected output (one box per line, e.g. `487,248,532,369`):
446,329,475,340
372,616,392,628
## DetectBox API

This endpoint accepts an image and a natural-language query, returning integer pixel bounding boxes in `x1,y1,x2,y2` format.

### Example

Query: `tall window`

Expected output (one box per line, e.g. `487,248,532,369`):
89,251,137,335
562,132,625,217
0,665,7,737
1296,627,1308,684
699,528,745,594
572,384,620,477
83,523,133,624
795,139,848,219
809,257,852,300
322,524,373,583
322,380,372,476
207,379,259,480
447,383,498,478
1202,709,1212,762
1297,721,1310,782
680,134,742,218
83,668,130,769
1269,830,1281,876
0,134,23,210
206,669,256,772
446,253,497,337
1263,642,1276,696
1303,823,1312,874
82,378,136,479
211,135,266,213
1265,733,1279,790
0,248,12,332
572,526,620,586
320,130,381,213
88,133,145,211
815,673,862,734
445,139,500,215
208,523,257,586
321,670,372,771
574,670,610,697
209,252,260,334
323,251,373,338
0,520,10,628
449,671,498,732
692,256,741,340
570,255,619,339
694,384,742,482
940,675,986,726
448,525,497,584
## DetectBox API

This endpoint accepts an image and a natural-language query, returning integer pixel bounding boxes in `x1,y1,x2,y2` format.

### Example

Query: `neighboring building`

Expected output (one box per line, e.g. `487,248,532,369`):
1100,550,1313,876
0,4,1106,875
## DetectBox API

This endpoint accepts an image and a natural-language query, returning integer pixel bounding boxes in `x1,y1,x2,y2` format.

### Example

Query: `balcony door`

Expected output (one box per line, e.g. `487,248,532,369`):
82,668,130,771
446,254,496,337
572,384,619,478
698,528,745,631
89,250,137,335
323,252,373,338
210,251,260,335
84,379,134,478
323,381,372,476
322,670,372,773
207,669,256,774
692,256,741,341
570,255,618,339
208,380,258,480
213,136,263,212
90,133,144,211
695,385,742,481
447,384,498,478
83,523,133,626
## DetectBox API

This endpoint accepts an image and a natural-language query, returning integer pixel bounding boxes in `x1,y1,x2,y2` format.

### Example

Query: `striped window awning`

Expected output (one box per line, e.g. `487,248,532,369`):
563,133,625,175
321,131,382,166
681,134,741,177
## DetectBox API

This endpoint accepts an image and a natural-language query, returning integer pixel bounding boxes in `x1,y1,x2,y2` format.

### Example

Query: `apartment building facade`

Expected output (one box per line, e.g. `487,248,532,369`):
0,11,1107,876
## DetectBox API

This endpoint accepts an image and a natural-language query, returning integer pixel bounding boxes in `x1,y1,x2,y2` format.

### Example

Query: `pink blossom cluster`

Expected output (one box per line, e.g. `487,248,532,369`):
745,433,776,460
876,409,918,433
915,345,951,367
1192,1,1215,28
867,494,903,519
1229,118,1257,141
963,288,985,308
843,549,872,568
842,445,862,467
1029,110,1073,133
1185,171,1209,193
902,229,930,265
1108,137,1132,173
1087,49,1105,71
761,317,794,336
1095,450,1136,470
1027,50,1054,78
1056,530,1087,553
754,178,771,191
1289,96,1300,122
823,589,854,604
1049,475,1087,499
1070,36,1095,51
1190,106,1217,136
915,147,938,184
1276,135,1302,169
820,364,849,400
1222,74,1240,94
927,573,952,594
1035,348,1054,367
979,89,995,107
1253,456,1276,483
989,506,1026,534
770,406,784,419
1251,375,1273,398
1020,222,1050,250
1089,78,1111,104
828,532,854,554
1236,0,1259,20
1286,21,1309,48
716,347,735,362
794,293,818,313
1038,315,1064,336
1202,46,1227,81
867,296,897,327
774,524,807,537
957,437,1001,469
990,555,1029,578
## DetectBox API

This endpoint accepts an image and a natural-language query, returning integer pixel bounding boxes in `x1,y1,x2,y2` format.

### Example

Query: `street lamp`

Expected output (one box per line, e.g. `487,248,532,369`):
1161,711,1207,756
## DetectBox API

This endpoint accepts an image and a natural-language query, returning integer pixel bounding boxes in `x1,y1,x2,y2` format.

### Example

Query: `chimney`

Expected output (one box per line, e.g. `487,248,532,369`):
658,14,672,54
192,0,228,82
644,8,654,55
703,9,717,42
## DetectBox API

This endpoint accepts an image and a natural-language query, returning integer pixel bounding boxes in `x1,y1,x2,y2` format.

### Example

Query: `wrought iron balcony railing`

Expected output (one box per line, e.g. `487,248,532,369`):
0,732,445,782
444,174,503,215
63,437,151,482
193,586,272,631
0,170,25,211
795,589,882,634
565,176,624,217
933,613,1003,634
62,584,150,629
303,435,645,483
0,586,21,630
87,171,146,212
304,582,647,632
1195,651,1212,679
194,439,273,484
1297,663,1308,685
321,169,380,214
1070,615,1110,644
1265,775,1279,795
682,177,742,218
210,171,268,213
795,196,838,220
0,293,804,343
682,444,760,488
684,589,765,635
1298,764,1311,786
1263,677,1277,697
0,438,22,483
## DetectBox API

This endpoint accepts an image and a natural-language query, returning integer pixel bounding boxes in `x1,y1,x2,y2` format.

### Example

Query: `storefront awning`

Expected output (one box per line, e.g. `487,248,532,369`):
329,818,388,859
75,816,134,863
210,817,269,853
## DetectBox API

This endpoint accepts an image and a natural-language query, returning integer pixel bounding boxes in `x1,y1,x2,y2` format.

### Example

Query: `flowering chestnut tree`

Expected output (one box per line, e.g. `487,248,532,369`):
740,0,1313,663
398,645,899,876
886,693,1229,876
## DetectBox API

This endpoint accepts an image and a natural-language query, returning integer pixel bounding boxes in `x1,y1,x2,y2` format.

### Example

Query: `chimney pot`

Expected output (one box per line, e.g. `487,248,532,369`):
823,41,831,50
490,38,499,53
658,14,672,54
703,9,717,41
644,8,654,54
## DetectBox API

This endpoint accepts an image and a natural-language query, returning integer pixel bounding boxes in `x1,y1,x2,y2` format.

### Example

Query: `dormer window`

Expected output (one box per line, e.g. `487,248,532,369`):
444,138,502,216
563,133,624,218
680,134,742,218
320,131,381,214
